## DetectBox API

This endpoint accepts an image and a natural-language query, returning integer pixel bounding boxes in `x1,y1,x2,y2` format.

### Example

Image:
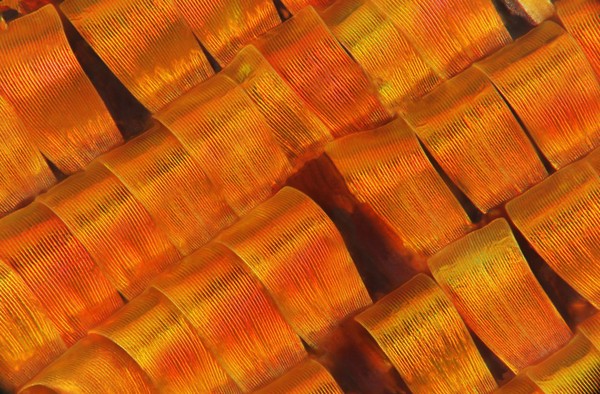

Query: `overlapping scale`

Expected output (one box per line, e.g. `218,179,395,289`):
0,262,65,392
175,0,280,65
0,5,122,174
556,0,600,78
20,334,156,394
523,333,600,393
404,67,547,212
61,0,214,112
98,122,236,255
506,150,600,308
91,289,238,393
0,202,123,346
0,96,55,216
156,81,292,217
370,0,511,78
2,1,600,392
325,118,472,260
321,0,442,112
254,6,392,137
36,162,181,299
217,187,372,347
222,45,333,163
254,359,344,394
476,22,600,168
429,219,572,372
355,274,497,393
152,243,306,391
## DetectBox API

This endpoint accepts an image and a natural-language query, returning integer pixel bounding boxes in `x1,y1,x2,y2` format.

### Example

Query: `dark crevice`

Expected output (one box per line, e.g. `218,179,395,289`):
57,9,151,140
273,0,292,21
197,39,222,72
117,291,128,304
43,154,67,182
337,39,358,64
508,219,597,328
323,319,410,394
286,155,418,299
491,0,534,39
491,83,556,174
417,137,483,223
1,8,19,22
470,328,513,385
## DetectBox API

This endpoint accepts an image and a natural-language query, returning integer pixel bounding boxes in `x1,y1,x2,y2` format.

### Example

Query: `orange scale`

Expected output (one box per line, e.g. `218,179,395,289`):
254,359,344,394
156,82,292,217
0,5,122,174
321,0,443,113
506,150,600,309
370,0,511,78
556,0,600,79
61,0,214,112
404,66,547,212
223,45,333,164
325,118,472,260
152,243,306,391
0,202,123,346
91,288,240,393
20,334,156,394
98,122,237,256
175,0,280,66
217,187,372,348
37,162,181,300
429,219,572,373
0,96,55,217
355,274,497,393
0,262,65,392
475,22,600,169
254,6,392,137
